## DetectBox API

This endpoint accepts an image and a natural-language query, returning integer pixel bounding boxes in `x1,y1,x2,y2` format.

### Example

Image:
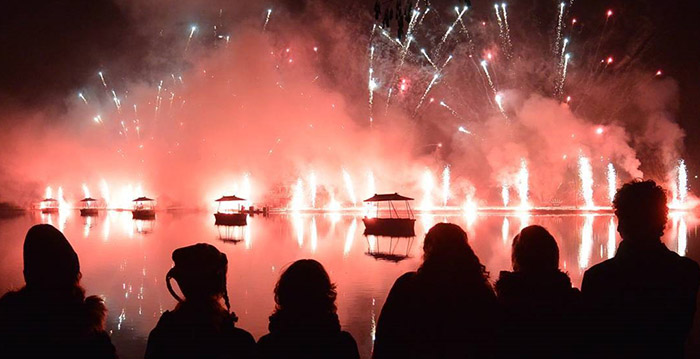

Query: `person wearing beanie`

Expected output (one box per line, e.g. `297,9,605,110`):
0,224,117,359
145,243,255,359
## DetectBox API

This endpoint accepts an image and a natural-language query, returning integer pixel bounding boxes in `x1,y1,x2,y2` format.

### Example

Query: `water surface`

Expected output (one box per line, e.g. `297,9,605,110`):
0,211,698,358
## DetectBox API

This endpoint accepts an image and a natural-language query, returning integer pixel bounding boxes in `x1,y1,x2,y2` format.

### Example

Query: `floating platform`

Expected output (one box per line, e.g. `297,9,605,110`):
363,217,416,237
132,209,156,220
214,212,247,226
80,208,99,217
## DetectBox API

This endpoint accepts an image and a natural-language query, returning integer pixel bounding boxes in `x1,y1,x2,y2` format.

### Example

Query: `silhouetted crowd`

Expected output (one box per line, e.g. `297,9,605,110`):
1,179,699,358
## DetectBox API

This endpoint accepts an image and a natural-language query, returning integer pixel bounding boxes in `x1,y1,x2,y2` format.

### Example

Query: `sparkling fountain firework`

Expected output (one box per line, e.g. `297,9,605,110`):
578,156,595,209
607,163,616,204
517,159,529,209
442,165,450,207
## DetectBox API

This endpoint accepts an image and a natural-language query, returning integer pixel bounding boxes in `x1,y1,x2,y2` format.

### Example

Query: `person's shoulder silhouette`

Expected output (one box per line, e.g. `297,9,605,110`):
581,180,700,358
0,224,116,359
373,223,500,359
257,259,359,359
145,243,255,359
495,225,579,358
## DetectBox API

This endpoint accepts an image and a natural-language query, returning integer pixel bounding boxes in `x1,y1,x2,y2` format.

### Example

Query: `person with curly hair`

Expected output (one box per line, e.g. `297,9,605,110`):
373,223,500,359
581,180,700,358
257,259,359,359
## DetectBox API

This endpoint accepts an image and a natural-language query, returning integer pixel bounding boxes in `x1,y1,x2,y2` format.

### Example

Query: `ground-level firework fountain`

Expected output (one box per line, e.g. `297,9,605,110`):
2,0,695,219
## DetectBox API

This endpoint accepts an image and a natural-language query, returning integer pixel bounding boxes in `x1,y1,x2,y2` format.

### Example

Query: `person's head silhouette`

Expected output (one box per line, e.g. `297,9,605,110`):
166,243,230,310
613,180,668,243
23,224,80,291
274,259,337,315
511,225,559,273
420,223,489,285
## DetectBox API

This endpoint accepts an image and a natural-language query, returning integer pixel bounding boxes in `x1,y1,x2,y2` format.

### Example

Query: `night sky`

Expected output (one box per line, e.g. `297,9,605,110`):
1,0,700,188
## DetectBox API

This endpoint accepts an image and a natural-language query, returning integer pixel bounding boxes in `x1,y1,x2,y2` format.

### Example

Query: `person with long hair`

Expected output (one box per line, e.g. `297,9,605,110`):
0,224,116,359
495,225,579,357
257,259,359,359
373,223,500,359
145,243,255,359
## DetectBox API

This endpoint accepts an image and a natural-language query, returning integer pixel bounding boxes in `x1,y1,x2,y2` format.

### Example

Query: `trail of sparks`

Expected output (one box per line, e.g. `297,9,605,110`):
98,72,107,88
554,2,566,56
578,156,595,209
342,169,357,206
501,3,513,59
517,159,529,209
185,25,197,52
78,93,88,105
414,73,439,115
263,9,272,31
442,165,451,207
480,60,497,95
368,41,376,125
437,6,467,54
439,100,464,121
420,48,439,71
679,160,688,204
607,163,616,203
557,53,570,97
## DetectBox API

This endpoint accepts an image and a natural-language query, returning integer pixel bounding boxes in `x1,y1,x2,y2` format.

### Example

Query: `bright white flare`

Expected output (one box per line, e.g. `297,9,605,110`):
502,183,510,207
678,159,688,205
578,156,595,209
82,183,91,198
607,163,616,203
442,166,451,207
342,169,357,206
290,178,304,211
263,9,272,31
421,169,435,211
517,159,529,209
308,172,317,208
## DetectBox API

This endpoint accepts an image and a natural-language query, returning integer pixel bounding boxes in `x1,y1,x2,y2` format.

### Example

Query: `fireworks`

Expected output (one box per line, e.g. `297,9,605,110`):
342,169,357,206
421,169,434,211
21,1,695,215
263,9,272,31
578,156,595,209
442,165,450,207
517,159,529,209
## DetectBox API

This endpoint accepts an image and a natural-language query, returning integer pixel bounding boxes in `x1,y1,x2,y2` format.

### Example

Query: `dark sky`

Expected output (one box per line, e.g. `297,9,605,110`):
1,0,699,170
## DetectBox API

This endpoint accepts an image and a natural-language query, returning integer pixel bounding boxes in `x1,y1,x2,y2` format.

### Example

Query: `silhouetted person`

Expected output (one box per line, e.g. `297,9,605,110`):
0,224,116,359
257,259,359,359
495,225,580,358
373,223,500,359
145,243,254,359
581,180,700,358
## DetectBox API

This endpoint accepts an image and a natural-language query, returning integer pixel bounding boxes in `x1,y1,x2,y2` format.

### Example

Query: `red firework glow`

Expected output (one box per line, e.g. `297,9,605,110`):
0,2,694,215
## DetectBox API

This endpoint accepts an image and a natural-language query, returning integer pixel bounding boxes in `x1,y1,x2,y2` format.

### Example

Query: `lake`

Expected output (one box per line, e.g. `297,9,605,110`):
1,211,698,358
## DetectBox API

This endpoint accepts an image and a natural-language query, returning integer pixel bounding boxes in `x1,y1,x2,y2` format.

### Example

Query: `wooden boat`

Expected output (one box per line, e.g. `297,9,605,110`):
132,196,156,220
79,197,99,216
214,195,247,226
362,193,416,237
40,198,59,214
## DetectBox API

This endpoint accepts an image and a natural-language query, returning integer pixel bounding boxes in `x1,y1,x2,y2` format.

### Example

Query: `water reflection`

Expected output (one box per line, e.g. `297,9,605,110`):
0,210,694,359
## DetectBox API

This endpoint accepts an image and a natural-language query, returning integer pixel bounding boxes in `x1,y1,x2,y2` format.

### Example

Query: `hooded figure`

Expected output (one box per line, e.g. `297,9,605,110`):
495,225,580,358
257,259,359,359
145,243,255,359
0,224,116,359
